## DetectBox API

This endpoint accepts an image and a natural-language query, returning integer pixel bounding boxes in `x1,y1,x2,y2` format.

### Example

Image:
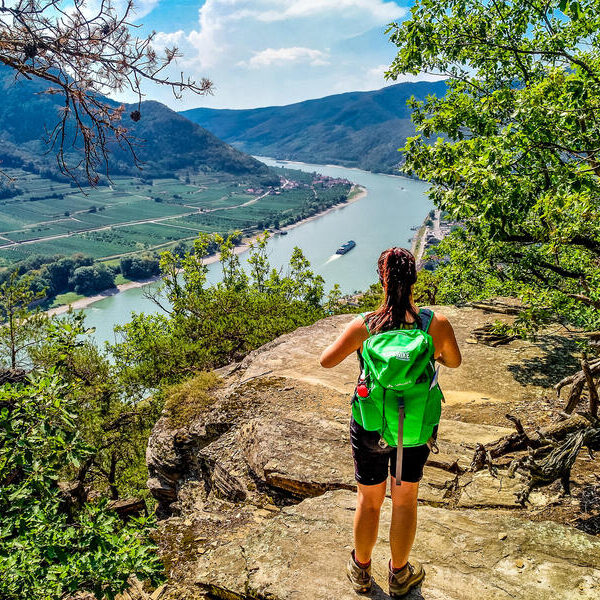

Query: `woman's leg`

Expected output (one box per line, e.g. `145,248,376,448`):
354,480,387,564
389,477,420,569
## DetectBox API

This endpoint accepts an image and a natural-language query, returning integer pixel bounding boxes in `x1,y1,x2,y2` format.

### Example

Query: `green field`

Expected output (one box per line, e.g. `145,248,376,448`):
50,291,85,308
0,167,351,265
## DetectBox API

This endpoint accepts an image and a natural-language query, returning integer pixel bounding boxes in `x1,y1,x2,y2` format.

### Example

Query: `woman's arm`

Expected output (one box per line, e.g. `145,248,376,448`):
320,316,369,368
430,313,462,368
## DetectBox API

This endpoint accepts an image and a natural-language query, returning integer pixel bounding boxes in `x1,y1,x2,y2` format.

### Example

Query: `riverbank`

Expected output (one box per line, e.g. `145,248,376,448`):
410,222,427,265
46,184,367,317
278,183,366,234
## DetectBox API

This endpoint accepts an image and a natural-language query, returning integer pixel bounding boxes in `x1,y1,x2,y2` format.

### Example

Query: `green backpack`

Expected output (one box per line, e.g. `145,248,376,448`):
352,308,443,484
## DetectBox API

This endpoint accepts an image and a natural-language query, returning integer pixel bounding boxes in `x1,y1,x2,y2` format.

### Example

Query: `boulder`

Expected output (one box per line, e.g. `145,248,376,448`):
147,372,522,514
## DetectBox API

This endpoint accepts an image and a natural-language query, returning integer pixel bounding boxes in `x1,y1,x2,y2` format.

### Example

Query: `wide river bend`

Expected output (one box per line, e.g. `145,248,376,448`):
80,158,432,345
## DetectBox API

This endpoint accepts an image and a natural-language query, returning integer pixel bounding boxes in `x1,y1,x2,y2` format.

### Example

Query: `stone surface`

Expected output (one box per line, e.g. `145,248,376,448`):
227,307,577,406
189,490,600,600
240,416,355,497
457,471,546,509
147,372,521,514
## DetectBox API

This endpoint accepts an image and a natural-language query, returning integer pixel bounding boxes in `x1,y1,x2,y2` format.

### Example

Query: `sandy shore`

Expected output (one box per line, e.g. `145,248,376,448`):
47,185,368,316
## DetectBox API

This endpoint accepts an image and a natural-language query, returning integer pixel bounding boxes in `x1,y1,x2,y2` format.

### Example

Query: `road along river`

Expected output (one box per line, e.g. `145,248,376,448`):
78,158,432,345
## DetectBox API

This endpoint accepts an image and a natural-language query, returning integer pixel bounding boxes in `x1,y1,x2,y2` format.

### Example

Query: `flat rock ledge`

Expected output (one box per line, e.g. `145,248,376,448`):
189,490,600,600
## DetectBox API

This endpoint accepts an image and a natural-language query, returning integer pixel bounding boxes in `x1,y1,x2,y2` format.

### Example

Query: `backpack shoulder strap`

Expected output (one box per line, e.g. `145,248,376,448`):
359,312,371,335
418,308,434,333
356,313,370,370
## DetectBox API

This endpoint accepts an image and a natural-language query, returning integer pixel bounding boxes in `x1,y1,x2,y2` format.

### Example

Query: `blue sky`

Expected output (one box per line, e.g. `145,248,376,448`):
118,0,438,110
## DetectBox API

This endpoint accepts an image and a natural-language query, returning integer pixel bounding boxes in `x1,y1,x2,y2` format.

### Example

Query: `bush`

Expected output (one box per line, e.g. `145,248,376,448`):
69,265,115,295
0,374,164,600
163,372,221,428
120,255,161,280
111,233,329,387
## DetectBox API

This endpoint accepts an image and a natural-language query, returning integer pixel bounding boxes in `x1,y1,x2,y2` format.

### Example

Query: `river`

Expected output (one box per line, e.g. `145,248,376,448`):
80,158,432,345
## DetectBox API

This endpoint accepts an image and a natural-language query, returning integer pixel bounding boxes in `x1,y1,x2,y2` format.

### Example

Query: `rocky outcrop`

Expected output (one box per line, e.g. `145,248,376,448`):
146,307,597,599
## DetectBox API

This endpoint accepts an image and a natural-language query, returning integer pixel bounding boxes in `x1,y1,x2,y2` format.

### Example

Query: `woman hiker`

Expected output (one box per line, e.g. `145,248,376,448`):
320,247,461,597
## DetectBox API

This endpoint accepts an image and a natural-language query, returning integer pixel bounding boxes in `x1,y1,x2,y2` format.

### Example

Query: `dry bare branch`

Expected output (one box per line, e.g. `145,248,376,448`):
0,0,212,184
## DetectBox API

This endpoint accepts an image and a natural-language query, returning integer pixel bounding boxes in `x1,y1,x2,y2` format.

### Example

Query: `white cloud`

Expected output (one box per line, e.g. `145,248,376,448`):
240,47,329,69
185,0,405,70
152,29,186,49
114,0,442,109
254,0,403,22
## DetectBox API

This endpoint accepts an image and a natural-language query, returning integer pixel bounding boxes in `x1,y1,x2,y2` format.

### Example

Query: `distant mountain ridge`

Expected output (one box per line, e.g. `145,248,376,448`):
0,65,266,180
182,81,447,173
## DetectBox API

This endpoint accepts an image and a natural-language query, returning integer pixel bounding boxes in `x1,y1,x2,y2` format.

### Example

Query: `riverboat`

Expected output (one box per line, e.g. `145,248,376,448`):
336,240,356,255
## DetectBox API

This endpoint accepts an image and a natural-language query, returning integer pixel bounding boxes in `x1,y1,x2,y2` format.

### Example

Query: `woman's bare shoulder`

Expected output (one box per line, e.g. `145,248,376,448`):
428,310,454,334
349,313,369,332
431,310,450,324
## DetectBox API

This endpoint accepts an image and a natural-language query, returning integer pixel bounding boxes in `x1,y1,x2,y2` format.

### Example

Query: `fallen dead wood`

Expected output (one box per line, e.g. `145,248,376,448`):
470,413,589,470
471,412,600,506
587,331,600,350
467,301,522,315
108,497,147,520
555,359,600,395
555,357,600,415
582,358,599,418
469,324,517,347
510,426,600,505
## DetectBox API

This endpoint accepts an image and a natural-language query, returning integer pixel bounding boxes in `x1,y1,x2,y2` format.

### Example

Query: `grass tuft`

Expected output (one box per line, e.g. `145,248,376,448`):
163,372,221,429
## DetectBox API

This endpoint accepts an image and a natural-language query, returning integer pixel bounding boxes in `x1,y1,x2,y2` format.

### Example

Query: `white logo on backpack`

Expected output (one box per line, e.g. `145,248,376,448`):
394,351,411,361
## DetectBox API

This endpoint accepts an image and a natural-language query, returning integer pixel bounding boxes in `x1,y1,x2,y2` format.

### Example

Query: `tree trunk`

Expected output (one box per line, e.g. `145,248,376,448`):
582,358,599,418
108,452,119,500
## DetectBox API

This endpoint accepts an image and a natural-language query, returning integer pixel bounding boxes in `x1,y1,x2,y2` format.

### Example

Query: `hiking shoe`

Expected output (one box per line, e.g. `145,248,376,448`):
346,550,372,593
388,560,425,597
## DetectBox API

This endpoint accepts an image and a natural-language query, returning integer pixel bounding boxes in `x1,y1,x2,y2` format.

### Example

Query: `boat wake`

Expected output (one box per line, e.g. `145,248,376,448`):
324,254,342,265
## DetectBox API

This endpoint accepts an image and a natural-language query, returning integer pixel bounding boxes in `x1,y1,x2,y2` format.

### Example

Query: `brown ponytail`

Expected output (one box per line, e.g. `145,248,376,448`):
367,247,418,333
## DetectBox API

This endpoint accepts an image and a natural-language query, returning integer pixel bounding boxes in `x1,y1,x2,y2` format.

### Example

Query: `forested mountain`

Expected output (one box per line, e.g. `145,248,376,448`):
0,65,266,179
182,81,448,173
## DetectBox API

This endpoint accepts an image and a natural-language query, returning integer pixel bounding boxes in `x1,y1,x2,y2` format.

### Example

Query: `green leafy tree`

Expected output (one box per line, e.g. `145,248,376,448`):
0,373,164,600
111,233,328,387
0,271,48,370
386,0,600,332
30,313,163,499
69,265,115,296
120,255,161,280
412,269,444,306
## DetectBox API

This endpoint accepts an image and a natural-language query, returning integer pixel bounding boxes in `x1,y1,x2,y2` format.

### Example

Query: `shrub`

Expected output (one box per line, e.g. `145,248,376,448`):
0,374,164,600
69,265,115,296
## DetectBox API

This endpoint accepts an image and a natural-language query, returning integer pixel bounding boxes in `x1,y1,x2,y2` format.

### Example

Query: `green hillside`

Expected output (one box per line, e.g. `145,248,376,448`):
182,81,448,173
0,64,351,271
0,65,267,180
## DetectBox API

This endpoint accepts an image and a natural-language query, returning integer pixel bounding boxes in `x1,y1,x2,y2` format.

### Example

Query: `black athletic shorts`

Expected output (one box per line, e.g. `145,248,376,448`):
350,416,432,485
